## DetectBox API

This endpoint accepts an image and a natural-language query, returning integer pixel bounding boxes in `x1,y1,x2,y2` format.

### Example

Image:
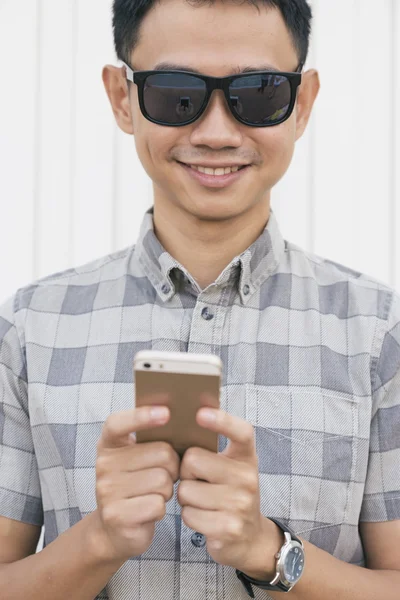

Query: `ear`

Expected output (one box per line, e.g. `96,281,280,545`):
294,69,320,141
102,65,134,135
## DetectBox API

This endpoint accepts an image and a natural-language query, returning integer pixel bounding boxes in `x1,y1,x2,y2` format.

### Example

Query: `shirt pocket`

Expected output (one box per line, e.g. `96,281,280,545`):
245,385,361,532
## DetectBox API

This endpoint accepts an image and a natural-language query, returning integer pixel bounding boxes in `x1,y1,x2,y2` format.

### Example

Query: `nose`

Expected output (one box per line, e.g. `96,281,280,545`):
189,89,243,148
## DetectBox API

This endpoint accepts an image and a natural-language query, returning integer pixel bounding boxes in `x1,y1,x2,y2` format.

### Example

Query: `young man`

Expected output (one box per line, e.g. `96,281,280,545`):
0,0,399,598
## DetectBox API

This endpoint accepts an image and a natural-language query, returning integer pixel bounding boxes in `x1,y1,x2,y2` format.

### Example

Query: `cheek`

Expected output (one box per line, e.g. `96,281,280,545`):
258,123,295,184
129,98,160,175
133,123,177,182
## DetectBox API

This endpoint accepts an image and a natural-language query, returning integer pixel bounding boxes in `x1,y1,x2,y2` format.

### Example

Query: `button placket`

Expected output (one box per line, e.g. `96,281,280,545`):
181,288,228,600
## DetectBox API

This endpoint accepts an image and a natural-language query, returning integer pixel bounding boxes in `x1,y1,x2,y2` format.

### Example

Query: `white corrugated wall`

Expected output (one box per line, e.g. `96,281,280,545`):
1,0,399,302
0,0,399,551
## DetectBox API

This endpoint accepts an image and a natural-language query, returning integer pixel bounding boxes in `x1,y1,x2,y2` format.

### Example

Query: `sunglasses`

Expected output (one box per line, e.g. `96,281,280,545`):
122,60,303,128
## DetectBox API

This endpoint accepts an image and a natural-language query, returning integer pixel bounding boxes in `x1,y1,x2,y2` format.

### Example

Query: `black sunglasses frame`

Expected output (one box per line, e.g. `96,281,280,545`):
122,60,303,128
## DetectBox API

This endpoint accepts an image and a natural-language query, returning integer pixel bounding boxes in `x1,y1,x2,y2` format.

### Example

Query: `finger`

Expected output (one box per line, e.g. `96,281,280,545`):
100,440,180,482
109,494,167,526
178,480,229,510
180,446,242,484
98,397,170,449
181,506,236,543
196,399,256,461
98,467,175,503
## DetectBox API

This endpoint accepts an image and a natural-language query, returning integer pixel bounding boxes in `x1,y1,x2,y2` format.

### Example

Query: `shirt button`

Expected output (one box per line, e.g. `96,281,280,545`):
161,283,171,294
243,284,250,296
191,531,206,547
201,307,214,320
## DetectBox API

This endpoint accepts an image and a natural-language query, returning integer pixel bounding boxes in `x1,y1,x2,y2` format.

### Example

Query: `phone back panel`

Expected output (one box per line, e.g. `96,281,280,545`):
135,370,220,457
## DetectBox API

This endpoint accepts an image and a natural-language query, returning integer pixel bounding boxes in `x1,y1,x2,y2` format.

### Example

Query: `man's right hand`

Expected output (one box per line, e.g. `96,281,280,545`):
93,397,180,564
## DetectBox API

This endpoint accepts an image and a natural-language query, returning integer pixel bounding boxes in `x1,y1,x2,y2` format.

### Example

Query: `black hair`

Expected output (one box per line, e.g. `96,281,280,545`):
112,0,312,69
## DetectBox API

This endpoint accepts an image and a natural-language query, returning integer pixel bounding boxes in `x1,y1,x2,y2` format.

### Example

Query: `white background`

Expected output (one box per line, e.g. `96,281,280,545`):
0,0,399,550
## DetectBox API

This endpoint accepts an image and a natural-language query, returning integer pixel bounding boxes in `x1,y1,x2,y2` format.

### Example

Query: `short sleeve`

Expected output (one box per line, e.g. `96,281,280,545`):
360,290,400,522
0,292,43,526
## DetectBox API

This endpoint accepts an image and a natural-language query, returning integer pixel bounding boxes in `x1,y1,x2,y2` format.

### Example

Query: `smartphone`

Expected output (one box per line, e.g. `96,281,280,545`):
134,350,222,457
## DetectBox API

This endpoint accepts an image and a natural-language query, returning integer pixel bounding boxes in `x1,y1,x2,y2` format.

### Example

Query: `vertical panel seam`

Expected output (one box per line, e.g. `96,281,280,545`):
391,0,398,288
69,0,78,267
309,0,317,253
33,0,42,281
352,0,360,269
112,118,118,253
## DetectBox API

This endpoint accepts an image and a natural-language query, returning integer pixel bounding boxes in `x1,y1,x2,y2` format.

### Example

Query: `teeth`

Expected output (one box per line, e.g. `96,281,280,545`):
190,165,241,175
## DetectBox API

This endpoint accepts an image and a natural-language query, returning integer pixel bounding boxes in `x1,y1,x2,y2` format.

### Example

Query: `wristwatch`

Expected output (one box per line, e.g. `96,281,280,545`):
236,517,305,597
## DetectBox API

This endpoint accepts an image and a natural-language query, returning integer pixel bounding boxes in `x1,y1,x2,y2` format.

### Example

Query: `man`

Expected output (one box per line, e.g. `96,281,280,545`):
0,0,399,598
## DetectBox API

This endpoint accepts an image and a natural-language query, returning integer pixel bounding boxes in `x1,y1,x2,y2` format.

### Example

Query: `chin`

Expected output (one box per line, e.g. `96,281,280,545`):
182,200,249,222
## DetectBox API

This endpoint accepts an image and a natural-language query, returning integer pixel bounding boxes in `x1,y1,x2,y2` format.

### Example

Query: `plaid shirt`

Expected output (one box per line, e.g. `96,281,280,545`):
1,207,400,600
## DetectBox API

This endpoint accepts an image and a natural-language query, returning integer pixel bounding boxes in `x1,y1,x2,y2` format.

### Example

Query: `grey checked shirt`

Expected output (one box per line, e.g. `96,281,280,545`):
1,207,400,600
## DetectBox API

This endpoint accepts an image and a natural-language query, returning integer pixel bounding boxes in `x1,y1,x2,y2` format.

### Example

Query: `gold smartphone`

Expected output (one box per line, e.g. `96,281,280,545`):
134,350,222,457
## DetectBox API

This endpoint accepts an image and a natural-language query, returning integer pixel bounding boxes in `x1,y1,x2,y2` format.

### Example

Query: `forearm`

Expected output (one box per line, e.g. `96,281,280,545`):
268,538,400,600
242,518,400,600
0,510,126,600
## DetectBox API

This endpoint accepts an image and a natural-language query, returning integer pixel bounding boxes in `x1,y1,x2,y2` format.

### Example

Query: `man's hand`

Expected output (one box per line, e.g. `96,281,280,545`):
94,399,180,564
177,399,281,576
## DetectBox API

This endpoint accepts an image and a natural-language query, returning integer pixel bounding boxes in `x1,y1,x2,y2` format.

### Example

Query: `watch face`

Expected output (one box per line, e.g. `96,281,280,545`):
283,545,304,584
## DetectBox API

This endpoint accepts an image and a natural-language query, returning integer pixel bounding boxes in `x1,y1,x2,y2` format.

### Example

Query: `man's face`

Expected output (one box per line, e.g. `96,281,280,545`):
105,0,318,223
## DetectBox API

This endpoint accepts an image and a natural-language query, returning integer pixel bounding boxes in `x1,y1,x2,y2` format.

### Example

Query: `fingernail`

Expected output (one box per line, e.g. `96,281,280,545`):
200,408,216,423
151,406,169,420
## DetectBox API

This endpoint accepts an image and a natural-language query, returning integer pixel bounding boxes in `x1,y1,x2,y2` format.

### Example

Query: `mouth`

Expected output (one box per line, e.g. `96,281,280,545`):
176,161,252,189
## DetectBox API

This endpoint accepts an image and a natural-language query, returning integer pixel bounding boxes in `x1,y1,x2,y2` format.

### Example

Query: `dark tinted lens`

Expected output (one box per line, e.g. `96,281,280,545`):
143,73,207,124
229,73,291,124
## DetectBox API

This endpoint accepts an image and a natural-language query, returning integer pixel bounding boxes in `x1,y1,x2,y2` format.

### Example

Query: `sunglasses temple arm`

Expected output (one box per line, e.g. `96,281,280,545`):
122,61,134,82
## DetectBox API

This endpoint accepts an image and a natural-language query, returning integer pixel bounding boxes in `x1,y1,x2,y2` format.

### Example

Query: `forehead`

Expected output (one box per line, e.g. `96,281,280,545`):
132,0,298,74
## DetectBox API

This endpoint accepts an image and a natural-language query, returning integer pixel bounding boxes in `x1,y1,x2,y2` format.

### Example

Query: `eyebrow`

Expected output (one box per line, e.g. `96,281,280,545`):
152,61,281,74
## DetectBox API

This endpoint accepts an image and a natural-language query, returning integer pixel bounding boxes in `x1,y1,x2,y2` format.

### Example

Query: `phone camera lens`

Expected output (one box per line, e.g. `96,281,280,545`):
144,363,151,369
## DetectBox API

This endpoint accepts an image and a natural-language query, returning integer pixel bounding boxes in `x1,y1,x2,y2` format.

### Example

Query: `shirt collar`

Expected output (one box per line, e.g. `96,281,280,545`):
133,206,286,304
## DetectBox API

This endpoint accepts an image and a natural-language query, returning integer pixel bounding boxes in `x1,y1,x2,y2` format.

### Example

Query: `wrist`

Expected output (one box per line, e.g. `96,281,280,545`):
239,516,284,581
83,510,127,569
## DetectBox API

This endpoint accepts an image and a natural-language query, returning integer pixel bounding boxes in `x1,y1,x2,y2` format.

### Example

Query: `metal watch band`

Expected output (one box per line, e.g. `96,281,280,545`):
235,517,303,596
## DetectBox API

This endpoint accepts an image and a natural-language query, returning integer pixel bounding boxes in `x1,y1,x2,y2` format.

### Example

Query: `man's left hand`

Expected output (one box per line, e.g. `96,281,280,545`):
177,400,278,576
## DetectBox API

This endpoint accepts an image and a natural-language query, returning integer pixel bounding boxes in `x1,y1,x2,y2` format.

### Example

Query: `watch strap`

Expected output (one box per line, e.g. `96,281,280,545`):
236,568,291,596
236,517,303,596
268,516,302,545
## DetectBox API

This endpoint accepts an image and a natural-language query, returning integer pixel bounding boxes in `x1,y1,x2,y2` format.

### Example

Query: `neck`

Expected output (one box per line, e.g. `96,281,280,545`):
152,200,271,290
